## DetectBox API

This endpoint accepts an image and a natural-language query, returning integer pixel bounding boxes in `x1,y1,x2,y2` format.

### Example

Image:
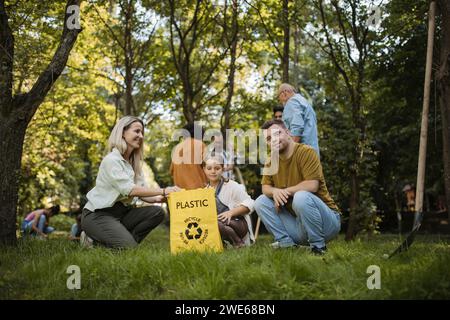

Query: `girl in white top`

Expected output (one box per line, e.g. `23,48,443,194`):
203,154,255,248
82,116,180,248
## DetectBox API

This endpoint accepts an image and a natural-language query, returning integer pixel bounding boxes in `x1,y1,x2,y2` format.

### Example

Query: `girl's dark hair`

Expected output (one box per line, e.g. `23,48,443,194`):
50,205,60,215
272,106,284,113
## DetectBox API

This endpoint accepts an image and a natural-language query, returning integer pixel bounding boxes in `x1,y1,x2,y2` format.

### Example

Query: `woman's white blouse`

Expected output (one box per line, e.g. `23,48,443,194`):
84,148,146,211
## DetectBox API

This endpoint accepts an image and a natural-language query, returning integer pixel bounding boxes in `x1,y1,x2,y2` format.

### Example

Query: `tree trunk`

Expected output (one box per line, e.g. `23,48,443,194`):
183,96,195,126
292,24,300,88
124,59,134,115
123,0,134,116
0,0,13,117
0,0,82,245
221,0,238,140
345,162,360,240
438,0,450,220
346,84,364,240
0,117,27,245
282,0,290,83
147,156,167,188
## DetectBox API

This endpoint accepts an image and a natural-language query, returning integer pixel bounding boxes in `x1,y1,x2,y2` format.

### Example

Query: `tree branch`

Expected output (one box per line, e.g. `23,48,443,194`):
90,1,125,51
317,0,355,104
133,19,158,67
331,0,356,66
197,84,227,110
18,0,83,122
168,5,181,76
0,0,14,116
243,0,283,59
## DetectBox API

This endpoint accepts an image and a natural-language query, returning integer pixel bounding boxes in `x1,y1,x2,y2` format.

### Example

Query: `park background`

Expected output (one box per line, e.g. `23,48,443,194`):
1,0,450,299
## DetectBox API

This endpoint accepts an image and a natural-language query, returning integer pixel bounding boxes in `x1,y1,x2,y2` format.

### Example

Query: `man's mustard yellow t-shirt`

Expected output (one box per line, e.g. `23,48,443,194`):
261,143,340,214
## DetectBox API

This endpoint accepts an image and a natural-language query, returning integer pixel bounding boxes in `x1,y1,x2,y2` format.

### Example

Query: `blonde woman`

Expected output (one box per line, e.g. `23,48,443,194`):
81,116,180,248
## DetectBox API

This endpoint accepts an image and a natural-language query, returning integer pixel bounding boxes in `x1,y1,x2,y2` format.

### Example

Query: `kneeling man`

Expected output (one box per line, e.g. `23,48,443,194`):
255,120,340,255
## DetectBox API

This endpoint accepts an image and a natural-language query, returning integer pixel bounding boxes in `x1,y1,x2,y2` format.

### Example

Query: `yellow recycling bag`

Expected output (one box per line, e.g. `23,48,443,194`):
168,188,223,254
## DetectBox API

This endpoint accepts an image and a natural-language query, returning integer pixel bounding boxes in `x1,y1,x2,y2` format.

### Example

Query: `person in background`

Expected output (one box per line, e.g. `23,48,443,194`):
69,214,82,241
277,83,320,155
170,123,208,189
273,106,284,120
21,205,60,239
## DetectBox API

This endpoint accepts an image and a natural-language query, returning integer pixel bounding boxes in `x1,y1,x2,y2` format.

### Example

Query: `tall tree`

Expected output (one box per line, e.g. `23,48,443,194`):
0,0,82,245
438,0,450,220
311,0,380,239
281,0,290,82
221,0,239,140
90,0,158,116
167,0,233,125
245,0,292,83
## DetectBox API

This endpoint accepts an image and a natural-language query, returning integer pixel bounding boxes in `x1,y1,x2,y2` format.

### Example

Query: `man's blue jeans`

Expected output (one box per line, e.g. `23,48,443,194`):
254,191,340,248
21,215,55,236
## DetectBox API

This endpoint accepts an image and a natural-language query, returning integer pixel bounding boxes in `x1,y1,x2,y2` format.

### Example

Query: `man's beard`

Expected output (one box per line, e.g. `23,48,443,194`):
272,141,287,154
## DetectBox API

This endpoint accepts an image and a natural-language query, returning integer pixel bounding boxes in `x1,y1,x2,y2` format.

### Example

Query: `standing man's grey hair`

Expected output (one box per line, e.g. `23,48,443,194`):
277,83,296,95
277,83,297,106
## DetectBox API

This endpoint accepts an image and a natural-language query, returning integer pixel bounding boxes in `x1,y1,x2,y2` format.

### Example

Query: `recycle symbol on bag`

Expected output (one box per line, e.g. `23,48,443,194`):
185,222,203,240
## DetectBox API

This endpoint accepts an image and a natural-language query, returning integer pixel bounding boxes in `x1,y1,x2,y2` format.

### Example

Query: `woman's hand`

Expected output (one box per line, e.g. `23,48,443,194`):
164,186,182,195
152,195,165,202
140,195,166,203
217,210,234,225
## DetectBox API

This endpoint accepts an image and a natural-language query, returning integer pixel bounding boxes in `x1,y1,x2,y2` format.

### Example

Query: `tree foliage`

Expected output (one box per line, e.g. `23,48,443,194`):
2,0,447,241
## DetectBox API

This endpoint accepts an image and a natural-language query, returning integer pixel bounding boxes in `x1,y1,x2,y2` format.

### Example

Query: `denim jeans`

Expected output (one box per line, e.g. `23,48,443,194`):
21,215,55,235
254,191,340,248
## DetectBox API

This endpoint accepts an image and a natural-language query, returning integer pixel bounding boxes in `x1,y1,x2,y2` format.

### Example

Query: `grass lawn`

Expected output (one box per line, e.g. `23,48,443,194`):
1,215,450,299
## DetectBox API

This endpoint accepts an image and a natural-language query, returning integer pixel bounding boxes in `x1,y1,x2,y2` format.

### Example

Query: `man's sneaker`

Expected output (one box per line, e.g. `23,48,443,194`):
80,231,94,248
311,246,327,255
270,241,297,249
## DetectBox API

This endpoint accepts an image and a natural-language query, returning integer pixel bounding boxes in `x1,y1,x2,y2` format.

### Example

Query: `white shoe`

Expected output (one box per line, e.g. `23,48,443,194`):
269,241,297,249
80,231,94,248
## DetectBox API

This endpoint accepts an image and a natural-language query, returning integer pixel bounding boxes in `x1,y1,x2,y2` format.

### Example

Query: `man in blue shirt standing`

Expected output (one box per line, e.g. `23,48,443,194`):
277,83,320,156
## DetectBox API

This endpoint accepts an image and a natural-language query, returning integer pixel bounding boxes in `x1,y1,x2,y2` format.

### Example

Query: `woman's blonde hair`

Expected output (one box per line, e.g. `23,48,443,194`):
108,116,145,179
